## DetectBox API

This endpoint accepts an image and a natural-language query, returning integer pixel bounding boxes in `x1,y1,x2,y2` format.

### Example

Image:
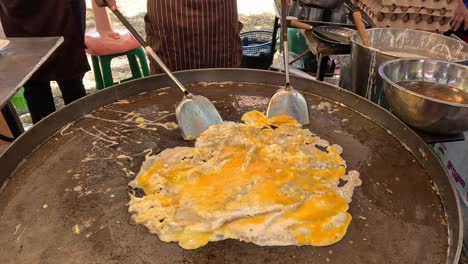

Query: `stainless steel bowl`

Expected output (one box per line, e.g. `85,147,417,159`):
379,59,468,135
350,28,468,109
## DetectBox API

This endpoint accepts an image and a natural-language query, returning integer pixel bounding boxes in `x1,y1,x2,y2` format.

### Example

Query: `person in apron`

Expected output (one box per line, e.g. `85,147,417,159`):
97,0,243,74
0,0,90,123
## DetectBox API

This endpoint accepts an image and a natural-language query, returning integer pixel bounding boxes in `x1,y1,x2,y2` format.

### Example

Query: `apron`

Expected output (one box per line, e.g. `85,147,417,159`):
145,0,243,74
0,0,90,81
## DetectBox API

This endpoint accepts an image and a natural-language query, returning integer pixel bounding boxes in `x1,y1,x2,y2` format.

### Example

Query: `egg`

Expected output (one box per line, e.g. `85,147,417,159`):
128,110,361,250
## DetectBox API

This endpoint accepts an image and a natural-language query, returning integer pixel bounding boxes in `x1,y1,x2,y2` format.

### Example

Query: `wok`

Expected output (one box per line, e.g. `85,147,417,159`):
0,69,462,263
296,0,345,9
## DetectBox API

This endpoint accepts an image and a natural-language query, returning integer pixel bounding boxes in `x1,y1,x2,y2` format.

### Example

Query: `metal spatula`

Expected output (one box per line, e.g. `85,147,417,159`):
109,7,223,140
267,0,310,125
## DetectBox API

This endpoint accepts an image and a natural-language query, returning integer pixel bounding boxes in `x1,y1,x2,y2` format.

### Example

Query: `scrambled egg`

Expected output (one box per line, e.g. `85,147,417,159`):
128,111,361,250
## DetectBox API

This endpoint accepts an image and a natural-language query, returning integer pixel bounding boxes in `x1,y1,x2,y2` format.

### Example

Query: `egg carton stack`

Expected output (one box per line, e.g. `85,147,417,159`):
351,0,456,32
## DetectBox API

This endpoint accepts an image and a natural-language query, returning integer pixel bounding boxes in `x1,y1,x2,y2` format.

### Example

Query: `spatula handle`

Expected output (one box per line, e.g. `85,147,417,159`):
352,11,370,47
281,0,291,86
290,20,313,30
109,6,190,96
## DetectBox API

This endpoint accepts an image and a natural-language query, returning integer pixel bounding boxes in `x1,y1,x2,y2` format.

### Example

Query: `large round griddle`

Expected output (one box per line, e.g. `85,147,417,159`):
0,69,462,263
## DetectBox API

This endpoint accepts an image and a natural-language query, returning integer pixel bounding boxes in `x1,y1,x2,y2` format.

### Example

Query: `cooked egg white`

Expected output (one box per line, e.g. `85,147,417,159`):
128,110,361,250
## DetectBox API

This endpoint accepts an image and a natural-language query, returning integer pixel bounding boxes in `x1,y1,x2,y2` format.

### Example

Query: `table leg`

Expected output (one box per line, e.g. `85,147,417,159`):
0,102,24,142
316,54,329,81
270,16,280,67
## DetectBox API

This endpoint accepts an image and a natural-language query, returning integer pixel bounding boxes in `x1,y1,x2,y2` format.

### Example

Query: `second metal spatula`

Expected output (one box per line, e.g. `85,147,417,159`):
108,7,223,140
267,0,310,125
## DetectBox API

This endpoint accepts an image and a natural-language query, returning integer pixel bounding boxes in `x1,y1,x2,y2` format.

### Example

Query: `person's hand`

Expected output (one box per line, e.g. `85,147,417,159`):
451,0,468,31
95,0,117,11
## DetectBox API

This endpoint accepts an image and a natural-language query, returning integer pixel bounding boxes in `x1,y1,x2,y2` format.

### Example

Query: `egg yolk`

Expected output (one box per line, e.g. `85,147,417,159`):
129,110,361,250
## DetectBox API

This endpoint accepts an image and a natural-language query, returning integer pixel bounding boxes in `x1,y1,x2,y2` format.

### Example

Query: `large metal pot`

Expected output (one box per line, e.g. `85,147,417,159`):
350,28,468,109
379,59,468,134
297,0,345,9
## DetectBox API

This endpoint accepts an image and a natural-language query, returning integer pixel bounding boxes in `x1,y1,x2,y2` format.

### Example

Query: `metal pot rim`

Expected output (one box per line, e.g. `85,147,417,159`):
378,58,468,107
350,28,468,63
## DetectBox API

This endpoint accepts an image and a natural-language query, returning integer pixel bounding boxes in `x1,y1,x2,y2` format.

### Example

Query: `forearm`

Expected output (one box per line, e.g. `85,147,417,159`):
94,0,117,10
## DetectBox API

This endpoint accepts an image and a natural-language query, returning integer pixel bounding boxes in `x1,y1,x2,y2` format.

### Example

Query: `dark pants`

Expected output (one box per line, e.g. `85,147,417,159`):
23,79,86,124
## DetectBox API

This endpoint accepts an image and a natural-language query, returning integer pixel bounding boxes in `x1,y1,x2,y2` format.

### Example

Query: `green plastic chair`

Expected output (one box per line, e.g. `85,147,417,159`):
90,46,150,90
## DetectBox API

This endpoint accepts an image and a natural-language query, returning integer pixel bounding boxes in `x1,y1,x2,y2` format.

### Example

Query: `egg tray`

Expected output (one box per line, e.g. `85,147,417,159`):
353,0,452,32
354,0,456,16
0,69,461,263
380,0,457,9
